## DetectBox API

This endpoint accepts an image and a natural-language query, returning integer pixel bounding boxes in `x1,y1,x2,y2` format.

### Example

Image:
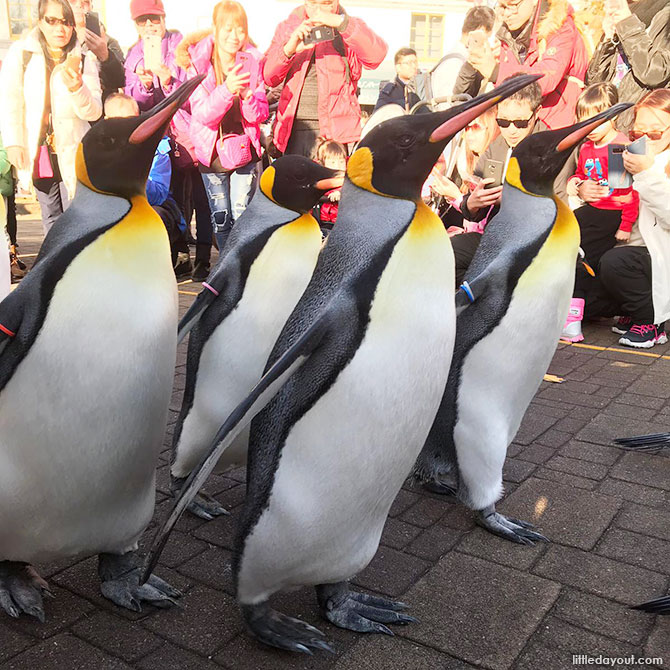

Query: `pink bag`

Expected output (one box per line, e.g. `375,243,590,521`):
36,145,54,179
216,132,252,171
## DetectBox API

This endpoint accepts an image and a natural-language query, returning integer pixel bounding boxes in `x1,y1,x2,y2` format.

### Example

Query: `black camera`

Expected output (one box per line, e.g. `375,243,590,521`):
303,25,336,46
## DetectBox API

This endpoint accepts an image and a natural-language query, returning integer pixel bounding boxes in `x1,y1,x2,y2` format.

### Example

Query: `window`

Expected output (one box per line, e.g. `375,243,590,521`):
410,13,445,62
7,0,38,38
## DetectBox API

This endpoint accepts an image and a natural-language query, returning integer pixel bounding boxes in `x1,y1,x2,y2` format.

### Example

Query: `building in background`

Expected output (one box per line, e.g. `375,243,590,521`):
0,0,471,104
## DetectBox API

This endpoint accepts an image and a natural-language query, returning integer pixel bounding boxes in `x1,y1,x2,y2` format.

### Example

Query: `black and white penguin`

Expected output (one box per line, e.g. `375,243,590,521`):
143,74,543,653
414,103,633,544
0,76,203,621
171,156,341,520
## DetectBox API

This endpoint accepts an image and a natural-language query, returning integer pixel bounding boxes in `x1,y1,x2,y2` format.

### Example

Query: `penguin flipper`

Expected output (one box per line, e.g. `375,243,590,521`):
614,433,670,451
632,595,670,614
177,287,219,343
142,313,332,582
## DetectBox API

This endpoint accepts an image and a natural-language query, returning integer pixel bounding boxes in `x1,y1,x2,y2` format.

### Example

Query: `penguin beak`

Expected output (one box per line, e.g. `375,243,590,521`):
555,103,634,152
315,171,345,191
129,75,205,145
429,73,544,144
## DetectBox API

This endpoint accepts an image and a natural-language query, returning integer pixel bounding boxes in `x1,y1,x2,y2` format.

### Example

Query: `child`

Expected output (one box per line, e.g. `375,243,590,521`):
561,83,639,343
313,138,347,236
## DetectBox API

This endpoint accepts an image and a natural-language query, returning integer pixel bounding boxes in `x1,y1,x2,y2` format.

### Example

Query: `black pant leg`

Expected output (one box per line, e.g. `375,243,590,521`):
6,191,17,246
451,232,481,289
191,169,212,263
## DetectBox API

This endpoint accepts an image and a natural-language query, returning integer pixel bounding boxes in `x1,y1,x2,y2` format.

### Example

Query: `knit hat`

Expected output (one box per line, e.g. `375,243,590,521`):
130,0,165,20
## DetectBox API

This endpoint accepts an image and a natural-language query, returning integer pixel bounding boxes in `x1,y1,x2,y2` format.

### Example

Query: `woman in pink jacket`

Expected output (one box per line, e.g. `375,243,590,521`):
178,1,268,250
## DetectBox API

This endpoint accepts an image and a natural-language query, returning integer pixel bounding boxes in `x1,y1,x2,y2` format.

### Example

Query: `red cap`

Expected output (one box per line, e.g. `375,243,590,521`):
130,0,165,20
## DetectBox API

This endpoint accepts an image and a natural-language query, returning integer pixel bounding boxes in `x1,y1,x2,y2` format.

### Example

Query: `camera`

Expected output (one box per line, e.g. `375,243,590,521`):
303,25,336,46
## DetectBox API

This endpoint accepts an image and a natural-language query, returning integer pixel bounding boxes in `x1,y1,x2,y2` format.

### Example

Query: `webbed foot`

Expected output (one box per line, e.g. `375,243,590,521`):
0,562,52,622
476,505,549,545
316,582,417,635
241,601,333,654
422,479,458,497
98,552,181,612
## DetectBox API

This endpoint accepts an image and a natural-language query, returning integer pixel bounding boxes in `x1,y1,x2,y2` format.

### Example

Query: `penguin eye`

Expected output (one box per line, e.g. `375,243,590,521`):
395,134,416,149
294,171,309,184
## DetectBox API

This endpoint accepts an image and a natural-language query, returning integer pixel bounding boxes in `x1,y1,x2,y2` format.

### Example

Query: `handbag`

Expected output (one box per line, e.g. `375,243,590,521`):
216,130,252,171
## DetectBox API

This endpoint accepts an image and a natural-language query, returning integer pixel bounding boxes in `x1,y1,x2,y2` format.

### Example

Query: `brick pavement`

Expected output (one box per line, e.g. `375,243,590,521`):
2,218,670,670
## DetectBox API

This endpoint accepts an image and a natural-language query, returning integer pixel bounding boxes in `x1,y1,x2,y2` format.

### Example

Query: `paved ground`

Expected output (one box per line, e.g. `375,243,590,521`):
2,217,670,670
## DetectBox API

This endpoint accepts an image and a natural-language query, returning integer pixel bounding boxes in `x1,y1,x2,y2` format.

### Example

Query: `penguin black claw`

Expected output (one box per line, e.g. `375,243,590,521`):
476,508,549,545
614,433,670,451
185,492,230,521
0,562,49,622
241,602,333,654
632,595,670,614
422,479,458,497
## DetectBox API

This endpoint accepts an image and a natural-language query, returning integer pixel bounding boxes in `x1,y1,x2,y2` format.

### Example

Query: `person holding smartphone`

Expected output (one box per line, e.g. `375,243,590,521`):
587,89,670,348
0,0,102,234
264,0,387,158
178,1,268,251
70,0,125,102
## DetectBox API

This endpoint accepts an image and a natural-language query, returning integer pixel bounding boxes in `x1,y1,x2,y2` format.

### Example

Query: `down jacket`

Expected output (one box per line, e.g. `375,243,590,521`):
176,32,268,168
263,5,387,152
0,29,102,196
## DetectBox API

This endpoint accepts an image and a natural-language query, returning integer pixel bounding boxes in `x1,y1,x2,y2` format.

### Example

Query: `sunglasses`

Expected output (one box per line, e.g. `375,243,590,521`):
629,129,667,141
135,15,163,25
465,123,482,132
43,16,73,27
496,116,533,129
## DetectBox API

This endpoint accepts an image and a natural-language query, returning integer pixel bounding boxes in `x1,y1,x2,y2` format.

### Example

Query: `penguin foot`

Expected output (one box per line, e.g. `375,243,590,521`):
98,552,181,612
316,582,417,635
476,506,549,546
0,562,52,622
186,492,230,521
422,479,458,497
631,595,670,615
241,601,334,654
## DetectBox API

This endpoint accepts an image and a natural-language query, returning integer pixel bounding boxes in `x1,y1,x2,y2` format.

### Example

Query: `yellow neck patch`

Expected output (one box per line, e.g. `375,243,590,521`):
347,147,385,196
260,166,277,204
505,157,534,196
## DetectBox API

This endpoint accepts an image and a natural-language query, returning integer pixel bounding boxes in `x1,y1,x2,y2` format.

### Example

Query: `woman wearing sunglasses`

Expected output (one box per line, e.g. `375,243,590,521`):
0,0,102,234
588,89,670,348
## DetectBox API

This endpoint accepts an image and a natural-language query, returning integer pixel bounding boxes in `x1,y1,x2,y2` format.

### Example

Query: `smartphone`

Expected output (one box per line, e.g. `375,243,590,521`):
467,29,487,53
627,136,647,155
303,25,336,46
483,159,504,188
143,34,162,73
235,51,259,90
65,52,81,73
85,11,101,36
608,143,630,189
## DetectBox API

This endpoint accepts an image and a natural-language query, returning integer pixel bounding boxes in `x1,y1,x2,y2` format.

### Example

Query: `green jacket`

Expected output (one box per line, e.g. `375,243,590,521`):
0,137,13,197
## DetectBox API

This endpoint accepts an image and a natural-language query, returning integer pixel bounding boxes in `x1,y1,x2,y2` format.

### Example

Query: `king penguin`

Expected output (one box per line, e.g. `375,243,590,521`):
143,74,542,654
0,76,203,621
414,103,632,544
171,156,341,520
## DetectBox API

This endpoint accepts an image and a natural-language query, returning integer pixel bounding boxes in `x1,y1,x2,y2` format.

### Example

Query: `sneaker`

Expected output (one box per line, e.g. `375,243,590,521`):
619,323,668,349
9,251,26,280
612,316,632,335
174,252,192,279
560,298,585,343
191,261,210,282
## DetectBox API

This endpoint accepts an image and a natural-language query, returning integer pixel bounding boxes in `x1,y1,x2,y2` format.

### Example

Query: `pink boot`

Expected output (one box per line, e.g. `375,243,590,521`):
560,298,585,343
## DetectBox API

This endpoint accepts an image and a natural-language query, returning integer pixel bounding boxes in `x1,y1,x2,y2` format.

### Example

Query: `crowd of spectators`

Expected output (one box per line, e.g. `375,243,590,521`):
0,0,668,349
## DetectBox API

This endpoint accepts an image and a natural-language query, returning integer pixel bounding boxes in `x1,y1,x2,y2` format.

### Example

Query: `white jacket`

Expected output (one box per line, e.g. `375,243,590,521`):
0,29,102,197
633,149,670,325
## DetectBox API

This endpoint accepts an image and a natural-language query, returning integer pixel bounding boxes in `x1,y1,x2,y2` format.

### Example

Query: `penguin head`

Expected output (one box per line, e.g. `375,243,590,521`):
347,73,543,201
510,102,633,196
75,75,205,198
259,155,344,213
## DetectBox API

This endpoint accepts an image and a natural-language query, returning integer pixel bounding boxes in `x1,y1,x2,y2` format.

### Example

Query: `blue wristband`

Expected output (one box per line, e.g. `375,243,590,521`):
460,281,475,303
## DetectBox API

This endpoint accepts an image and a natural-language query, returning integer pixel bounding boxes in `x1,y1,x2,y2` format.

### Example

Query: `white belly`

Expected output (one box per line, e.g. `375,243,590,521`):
238,208,455,603
172,218,321,478
455,238,576,510
0,214,177,563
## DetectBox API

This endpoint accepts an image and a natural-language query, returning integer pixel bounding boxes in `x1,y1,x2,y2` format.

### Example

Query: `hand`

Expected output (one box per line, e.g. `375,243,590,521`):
623,149,653,175
7,146,27,171
239,86,253,101
137,67,154,91
430,169,461,201
468,43,497,80
328,190,341,202
85,26,108,62
606,0,632,25
225,63,251,96
467,178,503,212
615,228,631,242
566,177,582,198
284,19,316,58
62,65,83,93
577,179,610,202
153,63,173,88
310,9,346,29
446,226,465,237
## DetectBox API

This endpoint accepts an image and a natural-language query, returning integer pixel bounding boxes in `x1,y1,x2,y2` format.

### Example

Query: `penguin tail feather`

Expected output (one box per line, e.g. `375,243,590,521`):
631,595,670,614
613,433,670,451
